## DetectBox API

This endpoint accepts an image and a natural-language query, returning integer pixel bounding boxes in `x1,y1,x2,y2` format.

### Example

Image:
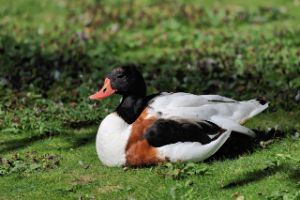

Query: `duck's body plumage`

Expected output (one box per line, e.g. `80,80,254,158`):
95,92,268,167
90,65,268,167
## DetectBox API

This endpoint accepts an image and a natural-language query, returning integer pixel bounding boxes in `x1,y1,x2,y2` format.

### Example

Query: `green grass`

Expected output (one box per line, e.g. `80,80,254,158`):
1,0,300,199
0,106,299,199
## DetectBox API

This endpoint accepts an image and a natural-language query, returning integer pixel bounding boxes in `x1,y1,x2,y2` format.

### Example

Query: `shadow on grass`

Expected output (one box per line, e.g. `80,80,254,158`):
0,129,96,154
63,121,97,149
221,165,284,189
222,164,300,189
0,35,96,91
0,131,62,154
0,121,98,154
208,128,287,161
68,132,96,149
63,120,98,129
288,167,300,184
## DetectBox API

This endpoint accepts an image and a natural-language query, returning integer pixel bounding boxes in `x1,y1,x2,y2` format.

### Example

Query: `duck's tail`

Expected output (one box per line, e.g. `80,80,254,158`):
240,98,269,124
211,117,256,138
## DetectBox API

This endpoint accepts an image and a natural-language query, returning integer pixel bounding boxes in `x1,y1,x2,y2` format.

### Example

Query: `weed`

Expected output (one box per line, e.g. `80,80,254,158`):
0,151,60,176
158,162,211,180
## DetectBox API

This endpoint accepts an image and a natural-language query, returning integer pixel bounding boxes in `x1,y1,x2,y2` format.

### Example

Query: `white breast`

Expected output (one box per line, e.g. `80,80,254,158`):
96,113,131,166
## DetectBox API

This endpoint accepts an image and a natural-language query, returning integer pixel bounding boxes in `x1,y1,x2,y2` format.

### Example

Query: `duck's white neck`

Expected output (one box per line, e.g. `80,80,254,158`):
96,112,132,166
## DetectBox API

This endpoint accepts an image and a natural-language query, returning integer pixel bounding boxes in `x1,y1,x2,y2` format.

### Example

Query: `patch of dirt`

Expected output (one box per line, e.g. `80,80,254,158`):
96,185,122,193
73,175,95,184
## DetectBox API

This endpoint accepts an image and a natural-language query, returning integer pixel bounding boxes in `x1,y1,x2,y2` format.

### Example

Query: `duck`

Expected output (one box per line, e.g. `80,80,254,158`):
89,65,268,167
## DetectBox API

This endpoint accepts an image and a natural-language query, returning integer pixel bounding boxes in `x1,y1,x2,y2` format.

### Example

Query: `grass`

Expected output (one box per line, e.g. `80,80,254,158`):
0,0,300,199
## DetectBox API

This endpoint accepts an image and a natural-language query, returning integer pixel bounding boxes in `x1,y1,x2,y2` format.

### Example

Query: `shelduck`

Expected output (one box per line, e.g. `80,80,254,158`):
89,65,268,167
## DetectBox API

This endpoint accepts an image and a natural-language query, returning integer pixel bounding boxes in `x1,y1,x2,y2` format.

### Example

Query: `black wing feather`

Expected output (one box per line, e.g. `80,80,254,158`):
144,119,225,147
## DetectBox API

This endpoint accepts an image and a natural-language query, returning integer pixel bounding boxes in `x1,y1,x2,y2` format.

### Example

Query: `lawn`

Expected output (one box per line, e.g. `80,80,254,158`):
0,0,300,199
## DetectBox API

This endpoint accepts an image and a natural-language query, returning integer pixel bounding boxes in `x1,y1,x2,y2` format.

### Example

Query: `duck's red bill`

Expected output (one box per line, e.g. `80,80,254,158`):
89,78,116,100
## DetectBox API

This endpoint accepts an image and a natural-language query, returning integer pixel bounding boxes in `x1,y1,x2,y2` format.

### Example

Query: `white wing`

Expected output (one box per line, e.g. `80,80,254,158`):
149,92,236,108
148,92,268,137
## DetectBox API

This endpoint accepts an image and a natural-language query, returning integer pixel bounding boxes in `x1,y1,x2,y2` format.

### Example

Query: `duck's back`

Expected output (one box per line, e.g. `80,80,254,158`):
148,92,268,126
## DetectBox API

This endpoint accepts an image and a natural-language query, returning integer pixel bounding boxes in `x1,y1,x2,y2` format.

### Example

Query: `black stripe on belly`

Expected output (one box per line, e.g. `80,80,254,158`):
208,100,236,103
144,119,225,147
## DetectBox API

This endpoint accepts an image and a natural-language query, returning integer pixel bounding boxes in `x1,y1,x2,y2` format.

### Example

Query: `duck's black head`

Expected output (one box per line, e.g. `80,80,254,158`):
108,65,146,97
90,65,150,124
89,64,146,100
